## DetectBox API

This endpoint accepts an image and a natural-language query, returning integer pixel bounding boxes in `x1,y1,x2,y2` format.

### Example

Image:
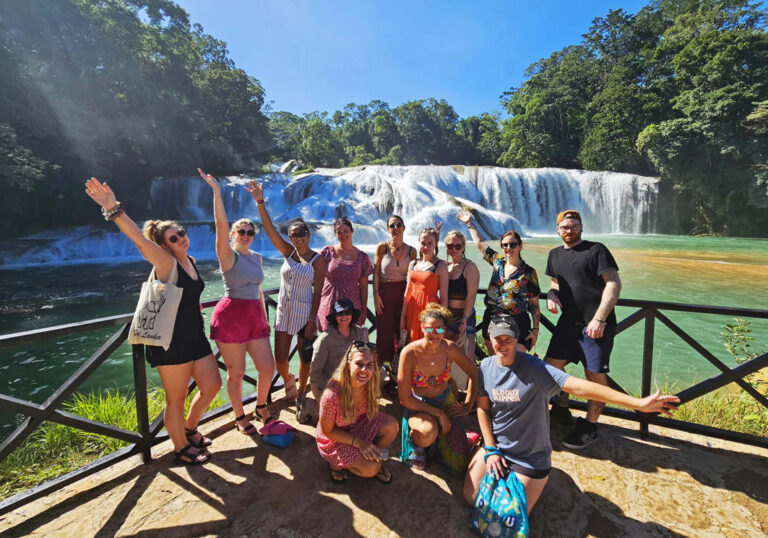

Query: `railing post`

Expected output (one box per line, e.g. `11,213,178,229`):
132,344,152,464
640,309,655,439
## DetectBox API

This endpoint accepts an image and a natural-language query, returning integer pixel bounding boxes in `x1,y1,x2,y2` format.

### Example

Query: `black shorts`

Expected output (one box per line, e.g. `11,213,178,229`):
545,318,615,374
145,311,213,367
511,463,550,479
481,310,533,350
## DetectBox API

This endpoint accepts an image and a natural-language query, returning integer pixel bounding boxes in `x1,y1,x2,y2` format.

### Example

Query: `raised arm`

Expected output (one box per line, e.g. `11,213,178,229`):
457,210,488,254
85,177,174,280
585,269,622,339
563,377,678,416
372,242,386,315
244,180,293,258
198,169,235,272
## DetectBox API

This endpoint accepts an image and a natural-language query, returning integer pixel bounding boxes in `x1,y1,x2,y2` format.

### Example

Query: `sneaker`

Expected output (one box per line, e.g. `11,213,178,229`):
550,404,574,427
562,418,599,450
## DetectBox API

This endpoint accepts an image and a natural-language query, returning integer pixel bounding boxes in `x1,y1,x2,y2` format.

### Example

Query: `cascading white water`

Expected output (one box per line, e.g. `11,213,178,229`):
0,166,658,267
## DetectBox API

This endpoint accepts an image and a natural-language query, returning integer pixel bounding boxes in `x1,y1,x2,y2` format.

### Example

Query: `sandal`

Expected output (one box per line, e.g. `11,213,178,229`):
328,463,348,484
254,403,275,424
408,447,426,471
283,374,299,401
375,461,392,485
185,427,212,449
173,443,211,466
234,414,259,438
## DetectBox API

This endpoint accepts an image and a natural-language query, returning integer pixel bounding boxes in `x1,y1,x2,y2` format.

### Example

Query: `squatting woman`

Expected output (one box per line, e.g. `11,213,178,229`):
249,180,327,405
199,170,276,433
85,177,222,465
398,303,477,473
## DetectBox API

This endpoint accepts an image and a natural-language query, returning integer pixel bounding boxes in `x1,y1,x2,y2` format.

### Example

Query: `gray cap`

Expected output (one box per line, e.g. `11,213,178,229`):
487,315,520,339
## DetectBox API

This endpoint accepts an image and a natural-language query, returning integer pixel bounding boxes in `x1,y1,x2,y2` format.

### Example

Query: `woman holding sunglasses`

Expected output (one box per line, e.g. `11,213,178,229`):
317,342,399,484
457,210,541,354
85,177,221,465
199,170,276,434
400,227,449,344
398,303,477,472
317,217,373,332
372,215,417,368
249,181,327,408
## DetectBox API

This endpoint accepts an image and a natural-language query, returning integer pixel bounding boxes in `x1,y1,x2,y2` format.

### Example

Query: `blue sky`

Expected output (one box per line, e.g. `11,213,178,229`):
175,0,649,118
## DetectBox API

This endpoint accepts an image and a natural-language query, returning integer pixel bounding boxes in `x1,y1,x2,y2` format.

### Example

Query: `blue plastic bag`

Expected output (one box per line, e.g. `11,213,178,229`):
469,448,529,537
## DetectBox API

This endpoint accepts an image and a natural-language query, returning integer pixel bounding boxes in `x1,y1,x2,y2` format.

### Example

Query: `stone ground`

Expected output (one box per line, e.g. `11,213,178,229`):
1,390,767,538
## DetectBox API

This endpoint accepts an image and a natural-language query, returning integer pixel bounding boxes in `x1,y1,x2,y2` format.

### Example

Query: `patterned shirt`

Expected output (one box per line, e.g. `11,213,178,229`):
483,247,540,315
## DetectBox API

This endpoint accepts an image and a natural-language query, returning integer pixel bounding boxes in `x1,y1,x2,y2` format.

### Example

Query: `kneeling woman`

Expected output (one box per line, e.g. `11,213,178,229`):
317,343,399,483
463,315,679,514
398,303,478,473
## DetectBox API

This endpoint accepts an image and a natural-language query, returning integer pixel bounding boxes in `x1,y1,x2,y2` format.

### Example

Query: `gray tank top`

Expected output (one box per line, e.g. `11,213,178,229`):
222,250,264,300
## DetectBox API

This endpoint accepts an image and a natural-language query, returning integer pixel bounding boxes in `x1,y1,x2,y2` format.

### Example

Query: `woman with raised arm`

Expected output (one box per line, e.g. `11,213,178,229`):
198,170,276,434
247,180,327,408
400,227,449,343
463,315,679,516
457,210,541,355
372,215,417,368
316,217,373,332
317,343,399,484
398,303,477,473
443,230,480,378
85,177,221,465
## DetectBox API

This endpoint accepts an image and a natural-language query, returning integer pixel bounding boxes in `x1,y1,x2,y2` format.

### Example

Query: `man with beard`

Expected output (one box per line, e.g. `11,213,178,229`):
544,210,621,449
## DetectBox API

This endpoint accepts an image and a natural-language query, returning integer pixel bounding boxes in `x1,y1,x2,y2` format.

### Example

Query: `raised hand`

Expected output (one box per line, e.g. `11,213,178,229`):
433,220,443,236
636,390,680,416
456,209,472,224
84,177,117,209
244,179,265,202
197,168,221,192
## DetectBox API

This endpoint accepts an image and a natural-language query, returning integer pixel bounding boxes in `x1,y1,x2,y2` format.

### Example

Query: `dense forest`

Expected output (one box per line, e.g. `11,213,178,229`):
1,0,766,237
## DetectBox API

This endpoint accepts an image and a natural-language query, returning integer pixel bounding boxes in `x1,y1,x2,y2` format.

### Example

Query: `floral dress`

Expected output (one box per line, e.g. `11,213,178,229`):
317,246,373,331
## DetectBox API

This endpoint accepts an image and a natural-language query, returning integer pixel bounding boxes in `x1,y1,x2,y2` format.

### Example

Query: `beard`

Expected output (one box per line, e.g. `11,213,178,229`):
560,230,582,246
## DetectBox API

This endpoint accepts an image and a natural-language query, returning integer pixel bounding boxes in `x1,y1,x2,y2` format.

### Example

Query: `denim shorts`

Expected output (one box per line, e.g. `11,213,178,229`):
545,319,615,373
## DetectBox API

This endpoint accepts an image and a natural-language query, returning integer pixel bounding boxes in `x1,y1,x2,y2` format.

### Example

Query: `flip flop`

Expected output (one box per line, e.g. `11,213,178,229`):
328,463,348,484
375,462,392,485
408,447,426,471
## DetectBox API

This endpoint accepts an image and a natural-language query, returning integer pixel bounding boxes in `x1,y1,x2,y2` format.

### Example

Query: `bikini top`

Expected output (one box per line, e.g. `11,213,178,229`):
411,354,451,388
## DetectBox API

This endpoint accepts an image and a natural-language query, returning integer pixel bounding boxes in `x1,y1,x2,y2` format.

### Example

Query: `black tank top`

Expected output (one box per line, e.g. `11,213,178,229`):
448,262,468,300
177,258,205,311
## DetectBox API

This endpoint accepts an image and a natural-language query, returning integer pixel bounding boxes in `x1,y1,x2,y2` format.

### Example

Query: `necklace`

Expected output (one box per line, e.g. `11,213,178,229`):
389,241,407,266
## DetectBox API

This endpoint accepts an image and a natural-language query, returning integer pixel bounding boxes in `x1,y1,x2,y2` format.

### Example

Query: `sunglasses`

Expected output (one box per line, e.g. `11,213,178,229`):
446,243,463,250
501,242,519,249
389,222,403,229
166,228,187,244
335,309,354,317
289,230,308,239
422,327,445,334
353,341,377,352
236,229,256,236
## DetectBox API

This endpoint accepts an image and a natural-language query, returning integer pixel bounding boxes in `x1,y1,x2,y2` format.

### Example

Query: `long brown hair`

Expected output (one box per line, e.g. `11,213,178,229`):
332,346,380,423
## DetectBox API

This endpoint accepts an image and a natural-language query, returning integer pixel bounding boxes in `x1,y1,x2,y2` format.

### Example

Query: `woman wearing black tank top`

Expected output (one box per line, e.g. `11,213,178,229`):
443,230,479,370
86,178,222,466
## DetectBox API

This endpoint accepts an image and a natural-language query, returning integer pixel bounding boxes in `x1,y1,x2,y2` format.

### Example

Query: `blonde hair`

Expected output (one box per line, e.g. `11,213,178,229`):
444,230,466,257
142,220,179,245
332,346,380,423
230,218,256,247
418,302,453,326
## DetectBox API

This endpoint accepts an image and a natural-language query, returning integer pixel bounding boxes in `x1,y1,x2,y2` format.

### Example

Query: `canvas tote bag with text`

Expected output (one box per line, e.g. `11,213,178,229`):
128,261,183,350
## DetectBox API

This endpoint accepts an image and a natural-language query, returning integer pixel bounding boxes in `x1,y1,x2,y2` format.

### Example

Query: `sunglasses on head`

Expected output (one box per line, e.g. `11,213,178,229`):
289,230,308,239
422,327,445,334
352,341,377,352
501,241,519,249
389,222,403,229
236,229,256,236
166,228,187,244
446,243,463,250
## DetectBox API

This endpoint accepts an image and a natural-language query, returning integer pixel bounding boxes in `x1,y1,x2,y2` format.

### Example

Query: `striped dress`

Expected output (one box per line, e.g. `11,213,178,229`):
274,250,320,335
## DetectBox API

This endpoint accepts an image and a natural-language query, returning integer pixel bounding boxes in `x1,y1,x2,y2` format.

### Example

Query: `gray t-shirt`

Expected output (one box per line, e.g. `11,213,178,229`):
478,353,570,470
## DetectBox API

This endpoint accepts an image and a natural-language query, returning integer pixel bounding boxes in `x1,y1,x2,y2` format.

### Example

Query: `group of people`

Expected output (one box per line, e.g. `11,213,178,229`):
85,173,679,517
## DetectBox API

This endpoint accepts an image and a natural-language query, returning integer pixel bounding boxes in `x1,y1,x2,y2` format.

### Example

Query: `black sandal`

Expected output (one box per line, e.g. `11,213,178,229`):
375,461,392,485
173,443,211,466
254,403,275,424
234,414,259,438
185,427,212,448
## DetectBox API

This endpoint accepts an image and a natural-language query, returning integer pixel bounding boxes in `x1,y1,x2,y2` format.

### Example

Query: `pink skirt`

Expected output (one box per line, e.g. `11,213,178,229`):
210,297,270,343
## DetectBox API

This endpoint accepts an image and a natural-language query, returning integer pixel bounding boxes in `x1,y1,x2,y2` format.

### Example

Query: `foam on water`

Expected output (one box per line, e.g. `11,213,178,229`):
0,166,658,267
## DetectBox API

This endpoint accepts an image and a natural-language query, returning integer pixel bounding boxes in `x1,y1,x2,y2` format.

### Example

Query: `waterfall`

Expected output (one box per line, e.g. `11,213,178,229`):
0,166,658,267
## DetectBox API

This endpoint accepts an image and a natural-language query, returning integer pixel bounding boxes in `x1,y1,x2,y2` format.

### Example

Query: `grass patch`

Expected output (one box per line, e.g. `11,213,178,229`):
0,388,227,501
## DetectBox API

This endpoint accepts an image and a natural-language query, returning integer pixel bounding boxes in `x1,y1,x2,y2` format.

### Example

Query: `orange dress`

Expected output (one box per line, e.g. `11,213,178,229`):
404,267,440,342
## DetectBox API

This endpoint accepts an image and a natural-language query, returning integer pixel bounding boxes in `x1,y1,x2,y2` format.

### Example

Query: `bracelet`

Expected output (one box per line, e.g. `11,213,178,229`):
351,435,356,448
256,200,265,205
107,207,125,221
466,223,476,229
531,328,539,333
483,446,503,462
101,202,123,221
595,318,606,324
548,289,559,297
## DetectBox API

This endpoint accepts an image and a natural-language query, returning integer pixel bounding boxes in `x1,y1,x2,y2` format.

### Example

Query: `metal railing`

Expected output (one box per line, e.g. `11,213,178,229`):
1,288,767,515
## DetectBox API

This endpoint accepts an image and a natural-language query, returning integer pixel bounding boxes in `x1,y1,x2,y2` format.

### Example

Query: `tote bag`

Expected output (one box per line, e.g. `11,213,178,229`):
469,461,529,537
128,261,183,350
